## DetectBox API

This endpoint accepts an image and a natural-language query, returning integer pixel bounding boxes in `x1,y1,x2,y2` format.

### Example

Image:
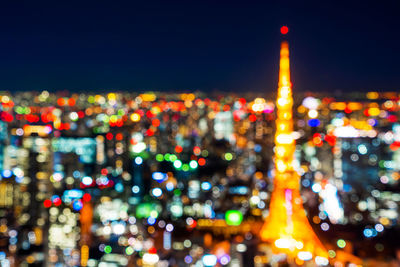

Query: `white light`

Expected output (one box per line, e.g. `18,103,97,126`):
250,196,260,205
112,223,125,235
302,96,320,110
152,188,163,197
189,160,198,169
132,142,146,153
236,244,247,252
375,223,384,232
297,251,313,261
275,238,291,249
166,224,174,232
358,144,368,155
143,253,159,264
173,160,182,168
311,183,322,193
308,109,318,118
82,176,93,186
276,134,294,144
315,256,329,266
103,226,111,235
202,254,217,266
333,126,360,138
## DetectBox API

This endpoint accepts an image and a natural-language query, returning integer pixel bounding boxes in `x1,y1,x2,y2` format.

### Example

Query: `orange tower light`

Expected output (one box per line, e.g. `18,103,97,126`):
260,33,328,262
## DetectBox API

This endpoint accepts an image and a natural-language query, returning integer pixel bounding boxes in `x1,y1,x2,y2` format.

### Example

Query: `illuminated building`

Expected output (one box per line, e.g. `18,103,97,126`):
260,34,328,261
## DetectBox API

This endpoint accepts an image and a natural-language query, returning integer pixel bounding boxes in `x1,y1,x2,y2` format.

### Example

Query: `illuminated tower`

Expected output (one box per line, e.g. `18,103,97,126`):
260,28,328,262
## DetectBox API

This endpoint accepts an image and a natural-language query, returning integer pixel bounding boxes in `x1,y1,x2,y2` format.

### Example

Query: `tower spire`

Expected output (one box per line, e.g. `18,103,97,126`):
260,31,328,262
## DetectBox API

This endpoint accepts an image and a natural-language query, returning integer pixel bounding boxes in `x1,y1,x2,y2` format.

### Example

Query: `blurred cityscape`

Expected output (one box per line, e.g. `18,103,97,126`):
0,88,399,266
1,40,400,266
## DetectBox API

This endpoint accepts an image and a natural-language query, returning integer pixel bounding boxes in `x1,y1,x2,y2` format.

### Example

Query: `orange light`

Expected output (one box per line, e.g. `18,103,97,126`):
260,40,328,260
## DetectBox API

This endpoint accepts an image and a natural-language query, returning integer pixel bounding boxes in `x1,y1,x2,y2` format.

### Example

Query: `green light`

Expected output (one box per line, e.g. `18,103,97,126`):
164,153,171,161
328,250,336,258
201,150,209,157
224,153,233,161
174,189,181,196
189,160,198,169
156,154,164,162
225,210,243,226
88,95,95,103
182,164,189,172
126,246,134,255
337,239,346,248
104,245,112,254
136,203,153,218
173,160,182,169
170,154,177,162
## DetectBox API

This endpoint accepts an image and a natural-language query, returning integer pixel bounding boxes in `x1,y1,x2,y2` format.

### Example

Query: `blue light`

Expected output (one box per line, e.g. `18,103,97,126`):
363,228,373,238
308,119,320,127
184,255,193,264
115,183,124,192
72,200,83,211
302,179,311,187
2,170,12,178
166,182,174,191
147,216,156,225
135,157,143,165
201,182,212,191
63,189,84,199
152,172,167,182
132,186,140,194
73,170,81,178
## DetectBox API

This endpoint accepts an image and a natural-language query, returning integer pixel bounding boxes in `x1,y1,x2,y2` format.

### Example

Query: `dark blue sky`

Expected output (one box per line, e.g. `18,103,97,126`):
0,0,399,92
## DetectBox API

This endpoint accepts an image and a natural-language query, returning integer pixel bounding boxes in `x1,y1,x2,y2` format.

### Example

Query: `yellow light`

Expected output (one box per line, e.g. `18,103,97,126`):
368,107,380,116
130,113,141,122
81,245,89,266
366,91,379,99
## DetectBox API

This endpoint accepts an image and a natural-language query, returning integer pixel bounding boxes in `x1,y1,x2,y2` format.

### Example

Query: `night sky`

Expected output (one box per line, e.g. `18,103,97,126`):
0,1,399,92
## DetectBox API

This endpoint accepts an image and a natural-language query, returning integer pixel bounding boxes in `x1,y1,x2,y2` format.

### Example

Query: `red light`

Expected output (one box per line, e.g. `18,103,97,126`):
175,145,183,153
146,129,154,136
116,133,123,141
198,158,206,166
249,114,257,122
101,168,108,175
68,98,76,106
148,247,157,254
82,193,92,202
106,133,113,140
152,119,160,127
193,146,201,155
43,199,52,208
280,26,289,35
53,197,62,206
388,114,397,123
